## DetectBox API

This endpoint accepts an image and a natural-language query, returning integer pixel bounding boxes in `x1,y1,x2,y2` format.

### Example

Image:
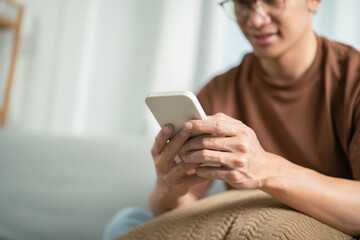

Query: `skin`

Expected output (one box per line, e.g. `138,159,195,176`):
237,0,318,81
149,0,360,236
149,124,207,215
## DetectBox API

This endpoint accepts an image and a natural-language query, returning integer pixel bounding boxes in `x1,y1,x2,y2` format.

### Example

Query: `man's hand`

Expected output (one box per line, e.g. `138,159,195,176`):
151,124,207,201
179,113,360,236
179,113,285,189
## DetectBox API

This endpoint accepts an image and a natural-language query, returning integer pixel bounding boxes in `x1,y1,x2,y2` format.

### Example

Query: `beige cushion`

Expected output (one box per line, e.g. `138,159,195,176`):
118,190,355,240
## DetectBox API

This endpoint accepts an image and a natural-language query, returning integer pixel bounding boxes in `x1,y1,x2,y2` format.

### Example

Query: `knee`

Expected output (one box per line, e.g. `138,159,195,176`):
115,207,146,219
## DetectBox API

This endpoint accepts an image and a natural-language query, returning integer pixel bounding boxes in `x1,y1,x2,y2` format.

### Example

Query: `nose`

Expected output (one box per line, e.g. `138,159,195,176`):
247,8,271,28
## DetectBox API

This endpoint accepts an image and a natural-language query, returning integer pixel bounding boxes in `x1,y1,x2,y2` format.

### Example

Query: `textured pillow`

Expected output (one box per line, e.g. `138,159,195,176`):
117,190,355,240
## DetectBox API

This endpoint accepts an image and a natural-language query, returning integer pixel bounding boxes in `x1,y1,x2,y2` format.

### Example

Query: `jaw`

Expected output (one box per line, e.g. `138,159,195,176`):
247,21,314,61
248,32,284,59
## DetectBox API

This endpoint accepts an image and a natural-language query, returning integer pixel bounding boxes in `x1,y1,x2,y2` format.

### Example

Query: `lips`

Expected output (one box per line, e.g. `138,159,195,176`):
250,32,279,45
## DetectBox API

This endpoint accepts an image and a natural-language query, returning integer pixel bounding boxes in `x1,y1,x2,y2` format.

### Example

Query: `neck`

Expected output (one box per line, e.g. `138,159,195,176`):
258,30,318,82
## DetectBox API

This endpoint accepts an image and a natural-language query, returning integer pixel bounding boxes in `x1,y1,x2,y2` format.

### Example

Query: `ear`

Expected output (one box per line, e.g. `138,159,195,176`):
307,0,322,13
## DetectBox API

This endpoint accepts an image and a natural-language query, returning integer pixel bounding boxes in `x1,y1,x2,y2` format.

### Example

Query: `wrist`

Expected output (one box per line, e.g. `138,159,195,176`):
258,152,303,193
154,179,183,199
150,186,196,216
150,186,178,216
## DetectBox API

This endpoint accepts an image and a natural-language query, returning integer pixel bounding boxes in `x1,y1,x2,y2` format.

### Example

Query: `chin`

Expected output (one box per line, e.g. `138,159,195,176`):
252,47,283,59
246,34,284,59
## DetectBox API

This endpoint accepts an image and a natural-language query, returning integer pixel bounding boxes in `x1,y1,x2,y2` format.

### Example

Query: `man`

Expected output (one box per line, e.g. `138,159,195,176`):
104,0,360,239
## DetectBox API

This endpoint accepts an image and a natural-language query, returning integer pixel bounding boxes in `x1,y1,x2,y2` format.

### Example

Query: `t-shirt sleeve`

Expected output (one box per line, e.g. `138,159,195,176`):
349,98,360,180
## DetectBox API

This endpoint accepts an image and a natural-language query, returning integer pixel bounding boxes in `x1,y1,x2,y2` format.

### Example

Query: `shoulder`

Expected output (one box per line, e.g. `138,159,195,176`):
321,36,360,57
320,36,360,74
321,37,360,135
320,36,360,97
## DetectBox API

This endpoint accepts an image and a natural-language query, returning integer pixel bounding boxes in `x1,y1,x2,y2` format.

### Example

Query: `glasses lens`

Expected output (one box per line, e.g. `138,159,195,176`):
221,0,285,20
221,1,236,20
261,0,285,16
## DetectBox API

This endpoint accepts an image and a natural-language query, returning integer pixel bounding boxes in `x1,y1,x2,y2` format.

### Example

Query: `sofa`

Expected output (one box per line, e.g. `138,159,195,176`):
1,131,355,240
0,131,160,240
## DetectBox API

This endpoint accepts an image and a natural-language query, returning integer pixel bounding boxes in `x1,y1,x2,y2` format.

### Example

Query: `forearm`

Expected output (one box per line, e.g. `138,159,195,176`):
149,186,197,216
261,152,360,236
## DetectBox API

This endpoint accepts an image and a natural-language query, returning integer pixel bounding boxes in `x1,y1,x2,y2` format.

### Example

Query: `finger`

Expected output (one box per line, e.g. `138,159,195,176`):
167,174,208,197
181,134,232,155
187,115,240,137
196,167,241,183
151,125,173,156
179,174,209,189
156,125,191,173
183,149,235,168
163,162,203,185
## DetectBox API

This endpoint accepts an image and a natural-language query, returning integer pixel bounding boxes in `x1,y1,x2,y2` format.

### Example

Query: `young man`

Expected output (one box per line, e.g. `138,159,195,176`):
104,0,360,239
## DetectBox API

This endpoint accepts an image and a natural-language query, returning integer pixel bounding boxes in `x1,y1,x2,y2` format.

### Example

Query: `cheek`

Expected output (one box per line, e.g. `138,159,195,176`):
237,19,250,41
278,2,312,38
278,13,310,45
237,19,246,33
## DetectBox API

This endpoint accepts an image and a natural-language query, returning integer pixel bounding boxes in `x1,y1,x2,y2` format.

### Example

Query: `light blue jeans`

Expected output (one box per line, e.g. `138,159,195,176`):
103,207,153,240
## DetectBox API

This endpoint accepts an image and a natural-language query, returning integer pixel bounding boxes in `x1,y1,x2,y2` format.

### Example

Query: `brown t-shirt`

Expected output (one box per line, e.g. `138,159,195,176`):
190,36,360,198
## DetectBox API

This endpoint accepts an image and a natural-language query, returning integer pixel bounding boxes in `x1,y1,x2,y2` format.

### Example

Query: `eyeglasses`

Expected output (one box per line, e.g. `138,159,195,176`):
219,0,286,20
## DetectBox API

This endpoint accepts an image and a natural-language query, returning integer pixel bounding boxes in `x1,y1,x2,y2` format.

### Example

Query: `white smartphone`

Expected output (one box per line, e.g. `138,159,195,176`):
145,91,207,138
145,91,220,167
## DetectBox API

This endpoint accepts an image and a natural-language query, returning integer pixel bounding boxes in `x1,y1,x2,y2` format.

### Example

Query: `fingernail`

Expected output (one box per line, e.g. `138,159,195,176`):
163,126,171,135
174,155,182,164
183,122,193,130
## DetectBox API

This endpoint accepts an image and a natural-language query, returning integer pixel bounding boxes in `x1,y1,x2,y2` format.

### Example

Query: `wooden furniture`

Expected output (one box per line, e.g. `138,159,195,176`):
0,0,24,128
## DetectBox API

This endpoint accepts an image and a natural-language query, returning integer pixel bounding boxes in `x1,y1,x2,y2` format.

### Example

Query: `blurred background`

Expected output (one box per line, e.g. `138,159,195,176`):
0,0,359,239
1,0,359,138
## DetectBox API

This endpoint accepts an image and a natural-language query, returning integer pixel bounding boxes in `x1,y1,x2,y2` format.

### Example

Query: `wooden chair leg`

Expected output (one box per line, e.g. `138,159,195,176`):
0,0,24,128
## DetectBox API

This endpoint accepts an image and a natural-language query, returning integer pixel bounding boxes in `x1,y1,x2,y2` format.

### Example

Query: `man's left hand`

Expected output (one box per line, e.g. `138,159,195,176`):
179,113,284,189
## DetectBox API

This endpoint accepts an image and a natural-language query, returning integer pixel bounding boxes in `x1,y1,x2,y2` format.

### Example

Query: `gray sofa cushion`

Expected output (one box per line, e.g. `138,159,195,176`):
0,132,155,240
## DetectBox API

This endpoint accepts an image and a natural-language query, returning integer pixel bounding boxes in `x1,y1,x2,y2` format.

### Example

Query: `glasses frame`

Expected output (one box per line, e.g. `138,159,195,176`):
219,0,236,20
219,0,286,20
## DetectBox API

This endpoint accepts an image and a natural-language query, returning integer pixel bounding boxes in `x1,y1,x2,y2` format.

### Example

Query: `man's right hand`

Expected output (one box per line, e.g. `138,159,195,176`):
149,123,207,215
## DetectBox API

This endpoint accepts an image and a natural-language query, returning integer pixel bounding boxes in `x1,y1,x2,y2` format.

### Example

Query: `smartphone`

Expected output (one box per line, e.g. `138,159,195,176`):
145,91,207,138
146,91,220,167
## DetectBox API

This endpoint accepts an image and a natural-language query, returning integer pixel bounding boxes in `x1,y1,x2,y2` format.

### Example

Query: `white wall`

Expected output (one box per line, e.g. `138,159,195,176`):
6,0,165,137
313,0,360,49
1,0,360,139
